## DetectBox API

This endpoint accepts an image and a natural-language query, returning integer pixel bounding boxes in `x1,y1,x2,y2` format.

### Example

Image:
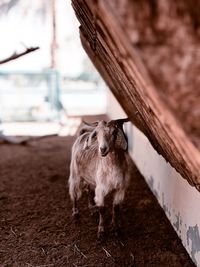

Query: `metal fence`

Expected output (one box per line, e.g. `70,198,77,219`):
0,69,107,122
0,70,60,122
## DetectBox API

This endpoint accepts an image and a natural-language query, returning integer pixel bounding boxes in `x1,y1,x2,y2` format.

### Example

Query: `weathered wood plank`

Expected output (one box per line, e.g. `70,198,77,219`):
72,0,200,188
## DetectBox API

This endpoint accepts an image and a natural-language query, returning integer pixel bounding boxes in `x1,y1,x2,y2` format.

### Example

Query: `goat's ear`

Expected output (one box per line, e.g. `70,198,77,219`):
86,130,97,147
83,136,89,150
115,128,128,151
83,130,97,149
91,130,97,139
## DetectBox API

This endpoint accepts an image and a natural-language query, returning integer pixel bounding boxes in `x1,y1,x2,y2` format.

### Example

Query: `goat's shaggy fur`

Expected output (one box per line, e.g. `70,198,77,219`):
68,119,130,237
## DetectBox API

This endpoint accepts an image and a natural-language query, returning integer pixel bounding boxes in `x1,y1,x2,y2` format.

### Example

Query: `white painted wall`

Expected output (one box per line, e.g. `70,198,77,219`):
107,92,200,266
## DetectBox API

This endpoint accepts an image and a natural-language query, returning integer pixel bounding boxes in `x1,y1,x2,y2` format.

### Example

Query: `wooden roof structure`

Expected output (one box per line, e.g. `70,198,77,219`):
72,0,200,189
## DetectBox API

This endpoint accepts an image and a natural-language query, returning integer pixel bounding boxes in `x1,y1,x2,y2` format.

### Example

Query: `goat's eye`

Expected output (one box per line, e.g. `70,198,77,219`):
92,131,97,138
110,129,117,140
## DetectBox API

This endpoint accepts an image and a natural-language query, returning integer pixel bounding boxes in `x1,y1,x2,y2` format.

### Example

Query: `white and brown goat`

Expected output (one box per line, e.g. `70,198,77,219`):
68,118,130,238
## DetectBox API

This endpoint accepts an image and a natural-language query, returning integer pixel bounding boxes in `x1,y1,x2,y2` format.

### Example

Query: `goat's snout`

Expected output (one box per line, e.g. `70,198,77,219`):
100,146,108,157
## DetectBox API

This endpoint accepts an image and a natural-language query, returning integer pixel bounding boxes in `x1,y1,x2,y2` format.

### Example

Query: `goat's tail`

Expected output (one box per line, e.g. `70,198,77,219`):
68,165,82,201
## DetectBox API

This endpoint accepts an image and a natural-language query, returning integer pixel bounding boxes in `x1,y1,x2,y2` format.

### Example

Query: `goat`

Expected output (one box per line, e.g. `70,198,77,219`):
68,118,130,238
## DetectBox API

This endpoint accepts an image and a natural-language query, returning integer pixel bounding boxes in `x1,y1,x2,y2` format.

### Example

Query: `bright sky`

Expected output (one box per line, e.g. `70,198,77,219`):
0,0,87,76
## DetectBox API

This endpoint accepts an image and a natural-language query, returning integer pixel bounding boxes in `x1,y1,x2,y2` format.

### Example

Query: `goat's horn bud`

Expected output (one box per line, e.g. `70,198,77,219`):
111,118,129,125
82,120,98,127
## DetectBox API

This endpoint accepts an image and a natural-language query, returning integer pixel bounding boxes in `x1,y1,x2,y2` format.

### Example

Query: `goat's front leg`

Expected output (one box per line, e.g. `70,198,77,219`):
112,189,125,234
98,206,106,239
95,185,106,239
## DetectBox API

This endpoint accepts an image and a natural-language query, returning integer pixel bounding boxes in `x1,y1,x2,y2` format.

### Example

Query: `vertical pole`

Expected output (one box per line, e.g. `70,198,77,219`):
51,0,57,69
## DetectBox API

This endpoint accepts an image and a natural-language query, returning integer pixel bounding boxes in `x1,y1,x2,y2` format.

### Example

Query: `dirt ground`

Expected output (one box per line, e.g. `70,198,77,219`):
0,130,195,267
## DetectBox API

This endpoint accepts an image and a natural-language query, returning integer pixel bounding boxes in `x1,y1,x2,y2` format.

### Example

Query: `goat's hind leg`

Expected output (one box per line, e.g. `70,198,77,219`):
68,173,82,220
87,187,97,216
72,196,79,220
88,187,95,208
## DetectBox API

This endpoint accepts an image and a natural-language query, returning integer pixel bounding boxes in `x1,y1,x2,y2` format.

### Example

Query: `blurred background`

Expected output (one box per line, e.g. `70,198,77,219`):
0,0,107,138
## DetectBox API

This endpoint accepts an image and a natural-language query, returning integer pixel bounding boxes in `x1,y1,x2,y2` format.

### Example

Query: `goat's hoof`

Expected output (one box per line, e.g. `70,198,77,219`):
97,226,105,240
111,224,122,237
89,205,98,216
114,228,122,238
72,210,79,222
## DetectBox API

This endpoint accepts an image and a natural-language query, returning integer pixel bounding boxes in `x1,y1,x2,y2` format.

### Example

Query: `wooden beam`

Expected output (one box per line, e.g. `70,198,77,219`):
72,0,200,188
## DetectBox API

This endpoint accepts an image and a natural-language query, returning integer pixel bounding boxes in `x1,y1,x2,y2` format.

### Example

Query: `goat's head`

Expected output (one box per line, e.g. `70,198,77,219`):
87,118,129,157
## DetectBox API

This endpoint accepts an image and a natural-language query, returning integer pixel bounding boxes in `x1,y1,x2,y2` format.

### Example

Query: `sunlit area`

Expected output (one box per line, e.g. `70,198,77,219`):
0,0,107,139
